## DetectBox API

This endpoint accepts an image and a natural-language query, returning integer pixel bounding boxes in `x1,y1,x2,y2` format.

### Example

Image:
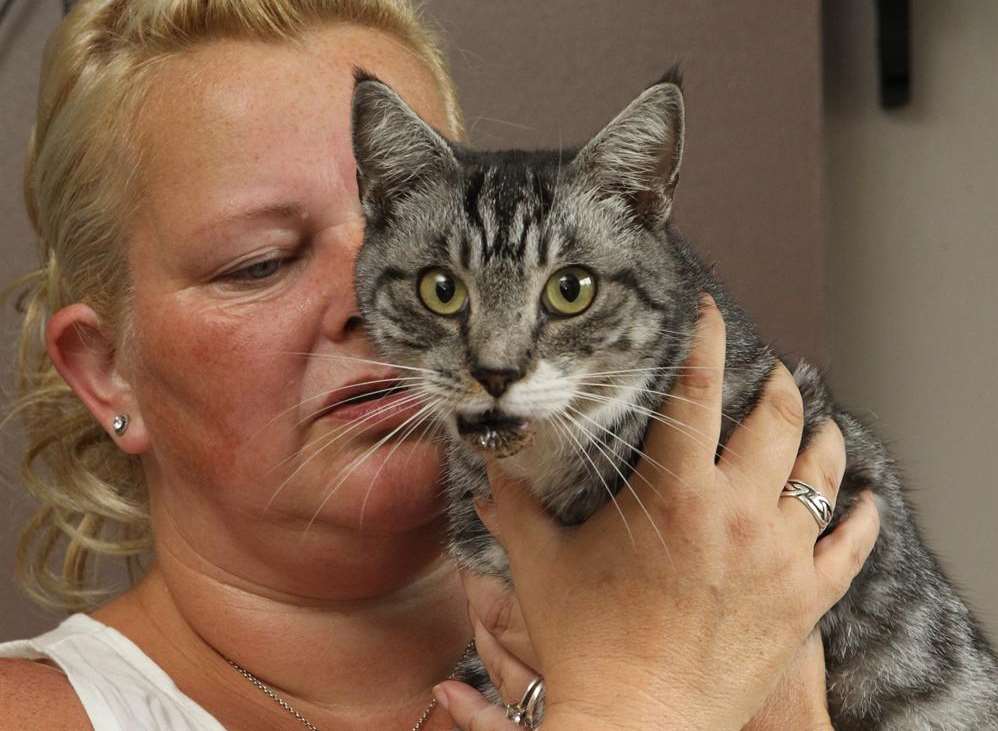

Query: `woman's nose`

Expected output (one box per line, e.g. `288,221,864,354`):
343,314,365,336
314,219,369,344
319,280,366,343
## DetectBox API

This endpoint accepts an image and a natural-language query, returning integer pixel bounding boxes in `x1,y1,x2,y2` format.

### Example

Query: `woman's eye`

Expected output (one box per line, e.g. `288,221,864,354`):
418,268,468,316
226,258,286,282
543,266,597,316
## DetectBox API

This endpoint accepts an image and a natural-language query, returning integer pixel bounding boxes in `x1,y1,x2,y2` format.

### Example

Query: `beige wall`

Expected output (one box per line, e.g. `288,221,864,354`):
3,2,823,638
825,1,998,640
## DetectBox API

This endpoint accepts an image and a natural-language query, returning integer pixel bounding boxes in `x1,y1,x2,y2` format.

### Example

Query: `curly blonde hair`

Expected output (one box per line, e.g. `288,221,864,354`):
5,0,462,612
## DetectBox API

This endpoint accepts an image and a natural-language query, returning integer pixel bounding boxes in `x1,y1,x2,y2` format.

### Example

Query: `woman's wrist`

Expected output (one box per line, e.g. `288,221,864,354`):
542,690,744,731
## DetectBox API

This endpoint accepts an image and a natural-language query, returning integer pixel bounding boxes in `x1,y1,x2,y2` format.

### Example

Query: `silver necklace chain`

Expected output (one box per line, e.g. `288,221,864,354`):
226,639,476,731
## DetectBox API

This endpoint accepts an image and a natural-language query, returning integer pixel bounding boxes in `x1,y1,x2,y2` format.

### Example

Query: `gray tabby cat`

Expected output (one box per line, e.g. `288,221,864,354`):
349,68,998,729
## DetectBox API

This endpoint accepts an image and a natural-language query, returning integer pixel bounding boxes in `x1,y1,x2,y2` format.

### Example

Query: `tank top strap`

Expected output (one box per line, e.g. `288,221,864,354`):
0,613,226,730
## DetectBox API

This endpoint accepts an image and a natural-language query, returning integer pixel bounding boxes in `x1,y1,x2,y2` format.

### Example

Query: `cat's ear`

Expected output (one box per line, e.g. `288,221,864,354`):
351,70,457,220
574,71,685,224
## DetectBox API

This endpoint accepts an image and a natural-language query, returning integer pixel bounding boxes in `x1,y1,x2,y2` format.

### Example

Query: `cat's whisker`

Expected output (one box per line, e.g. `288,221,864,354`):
290,382,427,430
550,412,636,548
300,404,439,532
469,114,535,132
561,407,671,557
574,390,746,477
264,390,431,510
572,390,719,459
562,404,688,494
569,380,746,432
302,401,442,537
536,134,567,257
267,388,431,477
562,364,745,379
246,376,429,444
358,400,443,527
397,410,446,474
273,351,439,374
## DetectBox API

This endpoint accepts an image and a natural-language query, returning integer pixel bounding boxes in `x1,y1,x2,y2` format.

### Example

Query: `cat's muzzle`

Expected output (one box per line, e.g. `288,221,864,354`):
457,411,533,457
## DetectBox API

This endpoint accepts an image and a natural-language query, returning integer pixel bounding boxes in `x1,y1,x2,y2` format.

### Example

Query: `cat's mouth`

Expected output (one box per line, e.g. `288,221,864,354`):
456,410,533,457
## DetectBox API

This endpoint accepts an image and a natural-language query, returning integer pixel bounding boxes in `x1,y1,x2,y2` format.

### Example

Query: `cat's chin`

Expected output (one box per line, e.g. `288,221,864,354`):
456,412,534,457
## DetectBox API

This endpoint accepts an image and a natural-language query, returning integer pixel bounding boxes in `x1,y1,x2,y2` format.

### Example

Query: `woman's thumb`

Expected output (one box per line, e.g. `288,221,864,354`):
483,458,558,561
434,680,519,731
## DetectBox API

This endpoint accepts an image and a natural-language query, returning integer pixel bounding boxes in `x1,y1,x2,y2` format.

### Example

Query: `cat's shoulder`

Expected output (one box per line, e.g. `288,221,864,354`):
0,658,92,730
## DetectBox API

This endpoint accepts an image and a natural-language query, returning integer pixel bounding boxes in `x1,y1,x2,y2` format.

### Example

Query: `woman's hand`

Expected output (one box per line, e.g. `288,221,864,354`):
741,628,833,731
434,295,880,730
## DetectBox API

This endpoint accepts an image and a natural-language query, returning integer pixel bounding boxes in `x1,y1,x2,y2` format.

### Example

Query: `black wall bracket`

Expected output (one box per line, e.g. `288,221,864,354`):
877,0,911,109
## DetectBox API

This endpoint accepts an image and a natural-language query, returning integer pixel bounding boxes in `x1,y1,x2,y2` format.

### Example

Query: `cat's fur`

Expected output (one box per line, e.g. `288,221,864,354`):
350,68,998,729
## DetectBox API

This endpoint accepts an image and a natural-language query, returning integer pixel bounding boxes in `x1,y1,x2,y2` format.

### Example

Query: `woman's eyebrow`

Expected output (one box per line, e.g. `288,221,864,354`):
186,202,307,242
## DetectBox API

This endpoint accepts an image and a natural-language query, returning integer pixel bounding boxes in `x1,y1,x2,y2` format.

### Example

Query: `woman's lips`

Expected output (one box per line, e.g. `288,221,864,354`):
319,387,426,433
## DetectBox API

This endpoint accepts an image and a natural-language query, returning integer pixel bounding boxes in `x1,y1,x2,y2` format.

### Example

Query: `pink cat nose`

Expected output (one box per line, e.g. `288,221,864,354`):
471,367,521,398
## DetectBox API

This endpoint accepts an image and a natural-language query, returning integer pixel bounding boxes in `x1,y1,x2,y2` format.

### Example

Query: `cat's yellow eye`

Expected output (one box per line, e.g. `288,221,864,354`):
418,269,468,316
543,267,596,316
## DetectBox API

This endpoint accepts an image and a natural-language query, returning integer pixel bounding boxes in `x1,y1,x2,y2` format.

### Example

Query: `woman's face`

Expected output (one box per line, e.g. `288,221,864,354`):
124,25,453,572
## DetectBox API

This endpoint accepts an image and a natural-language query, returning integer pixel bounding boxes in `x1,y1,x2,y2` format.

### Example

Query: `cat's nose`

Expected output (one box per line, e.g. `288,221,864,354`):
471,367,521,398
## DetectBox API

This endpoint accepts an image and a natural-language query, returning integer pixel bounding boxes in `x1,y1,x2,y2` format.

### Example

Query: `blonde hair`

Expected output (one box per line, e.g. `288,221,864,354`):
6,0,462,612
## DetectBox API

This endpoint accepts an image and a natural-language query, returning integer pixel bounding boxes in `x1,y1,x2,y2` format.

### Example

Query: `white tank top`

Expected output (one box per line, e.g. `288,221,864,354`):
0,613,226,730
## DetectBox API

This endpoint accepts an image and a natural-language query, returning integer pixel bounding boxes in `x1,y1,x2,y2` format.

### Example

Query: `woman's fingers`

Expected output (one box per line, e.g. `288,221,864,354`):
722,362,805,498
813,490,881,611
484,460,560,570
434,681,521,731
470,614,541,709
462,571,539,669
640,293,726,482
779,419,847,540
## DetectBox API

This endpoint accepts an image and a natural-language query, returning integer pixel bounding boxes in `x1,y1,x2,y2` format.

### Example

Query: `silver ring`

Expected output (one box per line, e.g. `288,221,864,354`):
504,676,544,728
780,479,834,532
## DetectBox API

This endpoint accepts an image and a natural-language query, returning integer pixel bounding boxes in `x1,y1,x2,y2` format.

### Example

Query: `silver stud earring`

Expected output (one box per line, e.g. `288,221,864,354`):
112,414,129,436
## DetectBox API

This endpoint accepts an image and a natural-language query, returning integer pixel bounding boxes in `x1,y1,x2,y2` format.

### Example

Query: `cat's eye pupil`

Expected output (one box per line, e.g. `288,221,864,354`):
435,277,456,303
559,274,581,302
418,269,467,316
543,267,596,316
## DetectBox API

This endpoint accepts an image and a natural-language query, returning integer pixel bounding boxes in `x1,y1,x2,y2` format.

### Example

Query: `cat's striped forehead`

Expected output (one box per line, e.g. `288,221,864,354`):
451,149,576,269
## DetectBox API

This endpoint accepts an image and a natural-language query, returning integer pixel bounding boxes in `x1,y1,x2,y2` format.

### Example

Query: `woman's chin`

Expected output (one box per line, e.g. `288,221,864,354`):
288,439,446,534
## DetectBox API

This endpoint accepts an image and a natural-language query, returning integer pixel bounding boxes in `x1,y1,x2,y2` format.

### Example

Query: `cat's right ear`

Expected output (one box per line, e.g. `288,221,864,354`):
351,70,457,222
573,72,685,226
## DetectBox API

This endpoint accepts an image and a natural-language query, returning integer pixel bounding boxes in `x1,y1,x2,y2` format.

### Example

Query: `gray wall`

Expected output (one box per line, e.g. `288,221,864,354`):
0,0,825,640
0,0,66,638
825,1,998,638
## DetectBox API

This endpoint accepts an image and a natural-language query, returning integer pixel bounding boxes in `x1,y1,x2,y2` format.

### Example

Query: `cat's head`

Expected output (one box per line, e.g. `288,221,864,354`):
351,69,693,474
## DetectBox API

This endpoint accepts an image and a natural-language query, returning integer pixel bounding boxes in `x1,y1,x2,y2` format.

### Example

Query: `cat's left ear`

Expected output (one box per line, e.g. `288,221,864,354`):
574,72,685,225
351,70,457,221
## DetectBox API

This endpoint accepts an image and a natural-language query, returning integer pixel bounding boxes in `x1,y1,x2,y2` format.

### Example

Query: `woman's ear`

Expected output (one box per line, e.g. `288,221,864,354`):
46,303,149,454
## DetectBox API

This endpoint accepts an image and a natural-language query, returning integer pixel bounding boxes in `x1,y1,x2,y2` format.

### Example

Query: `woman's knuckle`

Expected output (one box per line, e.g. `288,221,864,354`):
833,569,855,600
819,462,843,500
724,510,764,548
814,420,847,470
490,665,512,700
849,539,870,578
481,592,516,638
767,385,804,430
676,367,717,398
826,419,847,454
818,562,851,601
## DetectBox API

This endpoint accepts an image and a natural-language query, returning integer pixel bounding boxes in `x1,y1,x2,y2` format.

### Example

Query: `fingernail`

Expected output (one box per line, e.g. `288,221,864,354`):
432,683,451,711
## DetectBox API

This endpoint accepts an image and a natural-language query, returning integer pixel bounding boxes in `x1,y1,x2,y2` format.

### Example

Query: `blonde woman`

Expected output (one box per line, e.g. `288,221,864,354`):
0,2,878,729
